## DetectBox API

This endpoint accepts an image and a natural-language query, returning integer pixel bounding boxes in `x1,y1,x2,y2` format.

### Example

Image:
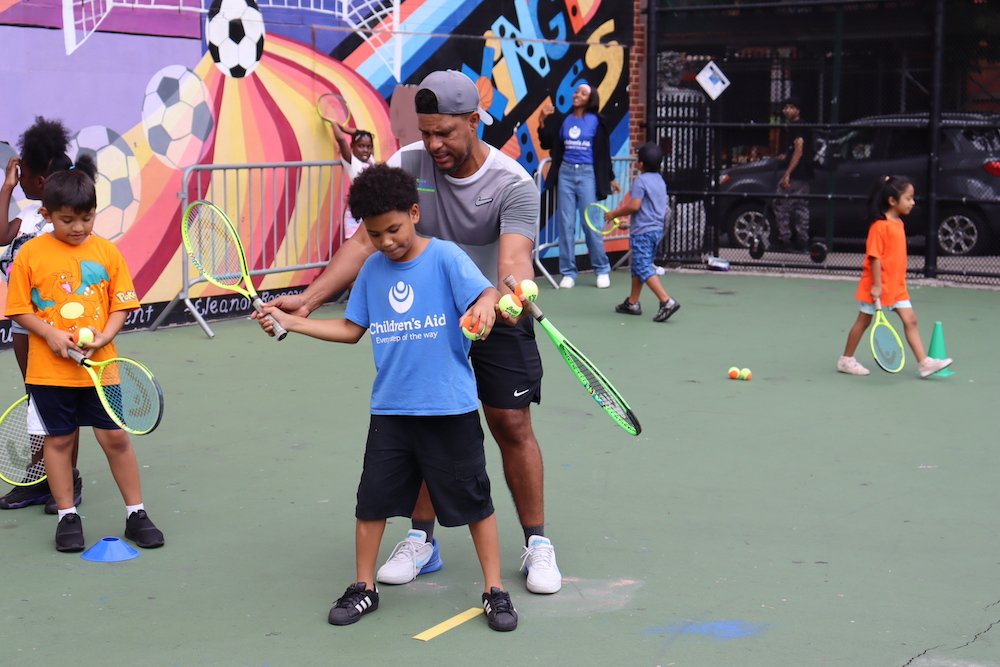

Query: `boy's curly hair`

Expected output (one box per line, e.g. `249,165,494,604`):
348,163,418,221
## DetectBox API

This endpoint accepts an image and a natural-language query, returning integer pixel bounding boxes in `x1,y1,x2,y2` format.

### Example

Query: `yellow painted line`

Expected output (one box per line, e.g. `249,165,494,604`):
412,607,484,641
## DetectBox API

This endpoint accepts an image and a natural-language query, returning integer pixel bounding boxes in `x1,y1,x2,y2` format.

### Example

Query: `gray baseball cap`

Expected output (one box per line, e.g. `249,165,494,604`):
416,70,493,125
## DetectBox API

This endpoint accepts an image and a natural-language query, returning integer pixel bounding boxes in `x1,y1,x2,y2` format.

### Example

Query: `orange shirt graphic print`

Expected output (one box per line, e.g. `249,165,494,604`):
30,260,110,332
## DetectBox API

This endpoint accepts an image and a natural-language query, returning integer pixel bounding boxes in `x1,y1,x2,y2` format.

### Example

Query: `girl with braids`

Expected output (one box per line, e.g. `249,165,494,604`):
1,117,83,512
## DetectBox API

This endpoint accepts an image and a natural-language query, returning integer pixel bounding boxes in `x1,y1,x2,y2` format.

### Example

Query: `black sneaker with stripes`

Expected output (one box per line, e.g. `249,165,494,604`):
328,582,379,626
482,587,518,632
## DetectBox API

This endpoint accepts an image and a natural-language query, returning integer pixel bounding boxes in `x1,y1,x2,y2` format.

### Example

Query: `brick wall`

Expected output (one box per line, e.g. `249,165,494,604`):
630,0,647,150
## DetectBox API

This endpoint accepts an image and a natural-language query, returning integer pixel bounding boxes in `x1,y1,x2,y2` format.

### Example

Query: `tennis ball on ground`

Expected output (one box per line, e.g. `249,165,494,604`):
461,315,484,341
728,366,740,380
498,293,523,318
739,368,752,381
74,327,95,347
516,279,539,302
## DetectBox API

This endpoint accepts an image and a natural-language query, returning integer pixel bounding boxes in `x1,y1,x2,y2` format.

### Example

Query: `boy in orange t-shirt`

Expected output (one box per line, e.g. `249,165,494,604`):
5,160,165,553
837,175,953,379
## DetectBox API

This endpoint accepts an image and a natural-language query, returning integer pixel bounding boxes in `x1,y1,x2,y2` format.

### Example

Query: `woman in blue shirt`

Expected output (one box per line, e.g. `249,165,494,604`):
538,83,618,289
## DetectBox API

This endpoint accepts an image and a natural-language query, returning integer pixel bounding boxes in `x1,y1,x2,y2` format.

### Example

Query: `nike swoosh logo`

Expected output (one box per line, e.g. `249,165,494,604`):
475,196,494,206
513,388,530,397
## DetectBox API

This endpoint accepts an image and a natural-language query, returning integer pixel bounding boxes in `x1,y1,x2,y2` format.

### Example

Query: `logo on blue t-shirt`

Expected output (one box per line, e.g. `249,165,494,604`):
568,125,582,140
389,281,414,314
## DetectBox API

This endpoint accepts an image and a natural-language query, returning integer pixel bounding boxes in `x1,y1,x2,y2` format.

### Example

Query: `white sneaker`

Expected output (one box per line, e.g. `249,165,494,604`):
520,535,562,594
376,530,435,585
596,273,611,289
558,276,575,289
919,357,953,378
836,356,870,376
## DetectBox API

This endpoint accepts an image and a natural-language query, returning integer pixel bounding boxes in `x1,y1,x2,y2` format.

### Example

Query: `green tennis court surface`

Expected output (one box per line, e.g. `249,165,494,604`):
2,270,998,666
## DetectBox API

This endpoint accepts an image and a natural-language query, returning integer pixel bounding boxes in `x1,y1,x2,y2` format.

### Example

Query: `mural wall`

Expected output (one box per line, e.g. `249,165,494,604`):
1,0,631,347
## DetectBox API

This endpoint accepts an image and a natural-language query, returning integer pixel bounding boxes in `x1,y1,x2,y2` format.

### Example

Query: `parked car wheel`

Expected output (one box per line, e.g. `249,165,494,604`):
727,203,772,249
937,208,991,256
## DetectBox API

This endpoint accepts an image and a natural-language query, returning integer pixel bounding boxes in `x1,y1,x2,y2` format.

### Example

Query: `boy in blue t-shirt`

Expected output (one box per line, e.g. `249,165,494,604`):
603,142,681,322
262,164,518,632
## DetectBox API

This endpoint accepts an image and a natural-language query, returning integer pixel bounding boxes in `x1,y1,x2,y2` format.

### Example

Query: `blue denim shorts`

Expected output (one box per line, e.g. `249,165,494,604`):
630,231,663,282
859,299,912,314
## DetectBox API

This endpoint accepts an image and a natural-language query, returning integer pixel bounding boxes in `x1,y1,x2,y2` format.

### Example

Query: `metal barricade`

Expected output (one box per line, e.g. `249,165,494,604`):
533,156,635,288
150,160,347,337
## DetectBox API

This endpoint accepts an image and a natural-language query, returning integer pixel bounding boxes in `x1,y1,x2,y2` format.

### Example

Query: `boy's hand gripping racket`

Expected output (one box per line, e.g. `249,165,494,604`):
584,202,621,236
869,298,905,373
181,200,288,340
67,348,164,435
502,275,641,436
0,395,46,486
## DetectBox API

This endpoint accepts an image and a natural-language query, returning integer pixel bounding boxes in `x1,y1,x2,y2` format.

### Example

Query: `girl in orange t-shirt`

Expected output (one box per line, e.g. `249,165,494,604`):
837,175,953,378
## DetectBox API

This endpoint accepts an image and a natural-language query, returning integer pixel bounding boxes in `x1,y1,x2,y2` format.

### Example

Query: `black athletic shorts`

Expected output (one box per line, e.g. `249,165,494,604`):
26,384,118,435
470,316,543,410
355,412,494,528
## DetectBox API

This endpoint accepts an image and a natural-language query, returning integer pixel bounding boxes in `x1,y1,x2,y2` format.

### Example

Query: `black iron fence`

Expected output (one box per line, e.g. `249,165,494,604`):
646,0,1000,286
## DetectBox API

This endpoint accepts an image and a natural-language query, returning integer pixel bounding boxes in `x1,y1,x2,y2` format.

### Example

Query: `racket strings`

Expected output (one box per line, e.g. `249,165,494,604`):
872,325,904,369
185,207,245,286
99,362,161,433
318,94,350,123
562,343,636,428
0,399,45,485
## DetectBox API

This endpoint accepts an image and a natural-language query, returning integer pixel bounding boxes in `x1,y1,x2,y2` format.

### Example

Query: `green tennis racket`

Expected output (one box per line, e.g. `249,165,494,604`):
869,298,905,373
0,395,46,486
67,349,164,435
502,275,640,435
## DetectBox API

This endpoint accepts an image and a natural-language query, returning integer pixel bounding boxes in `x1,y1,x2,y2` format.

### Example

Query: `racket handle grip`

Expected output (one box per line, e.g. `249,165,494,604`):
253,298,288,341
67,348,86,364
501,275,543,320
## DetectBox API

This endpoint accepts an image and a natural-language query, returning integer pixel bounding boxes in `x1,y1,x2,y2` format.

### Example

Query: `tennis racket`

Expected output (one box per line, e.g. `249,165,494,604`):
181,200,288,340
67,348,164,435
317,93,352,126
502,275,641,436
0,395,46,486
869,298,905,373
583,202,621,236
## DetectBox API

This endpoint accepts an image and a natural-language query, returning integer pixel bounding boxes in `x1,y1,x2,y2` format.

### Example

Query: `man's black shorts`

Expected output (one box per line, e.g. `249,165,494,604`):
471,316,543,410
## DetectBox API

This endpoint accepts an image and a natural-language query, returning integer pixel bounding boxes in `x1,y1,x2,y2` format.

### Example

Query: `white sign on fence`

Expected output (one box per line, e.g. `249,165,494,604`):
695,61,731,100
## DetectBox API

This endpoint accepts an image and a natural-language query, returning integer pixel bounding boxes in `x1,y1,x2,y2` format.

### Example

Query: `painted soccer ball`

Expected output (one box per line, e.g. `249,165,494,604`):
142,65,215,168
206,0,266,78
68,126,141,242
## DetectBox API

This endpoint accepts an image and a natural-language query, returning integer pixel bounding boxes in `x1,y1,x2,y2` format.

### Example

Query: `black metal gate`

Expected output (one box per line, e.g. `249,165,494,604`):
647,0,1000,286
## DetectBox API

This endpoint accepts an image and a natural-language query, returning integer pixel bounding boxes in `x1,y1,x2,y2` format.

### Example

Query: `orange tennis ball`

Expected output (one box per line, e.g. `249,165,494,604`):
461,315,484,341
728,366,740,380
739,368,752,381
74,327,95,347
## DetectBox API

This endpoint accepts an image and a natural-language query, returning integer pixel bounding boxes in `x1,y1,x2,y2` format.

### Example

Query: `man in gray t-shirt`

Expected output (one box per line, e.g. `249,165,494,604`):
263,70,564,595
